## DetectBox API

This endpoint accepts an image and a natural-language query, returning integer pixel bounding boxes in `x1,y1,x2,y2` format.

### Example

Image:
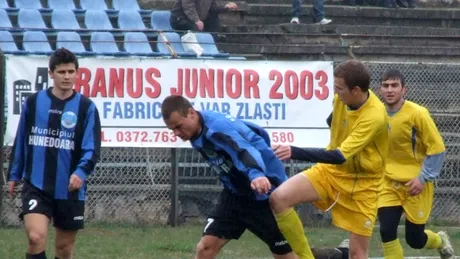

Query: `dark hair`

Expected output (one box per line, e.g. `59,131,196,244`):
333,60,371,92
161,95,194,120
49,48,79,72
381,69,406,87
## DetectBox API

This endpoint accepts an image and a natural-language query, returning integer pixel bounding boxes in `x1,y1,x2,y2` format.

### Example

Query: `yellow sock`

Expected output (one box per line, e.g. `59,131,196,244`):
424,230,442,249
382,239,404,259
274,208,314,259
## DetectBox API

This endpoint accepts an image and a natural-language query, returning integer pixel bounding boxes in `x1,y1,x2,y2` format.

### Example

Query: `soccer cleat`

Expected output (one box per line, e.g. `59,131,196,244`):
437,231,455,259
311,247,342,259
338,239,349,249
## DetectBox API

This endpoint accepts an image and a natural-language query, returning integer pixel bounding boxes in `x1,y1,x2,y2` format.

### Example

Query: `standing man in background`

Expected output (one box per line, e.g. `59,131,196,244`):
8,48,101,259
377,69,454,259
290,0,331,24
170,0,238,33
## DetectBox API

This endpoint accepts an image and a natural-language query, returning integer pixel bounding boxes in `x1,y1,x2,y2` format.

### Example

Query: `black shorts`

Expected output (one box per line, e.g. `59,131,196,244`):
203,189,292,255
20,181,85,231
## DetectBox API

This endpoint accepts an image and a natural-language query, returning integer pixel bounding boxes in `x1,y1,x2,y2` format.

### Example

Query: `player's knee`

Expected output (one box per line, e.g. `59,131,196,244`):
196,239,217,258
27,230,46,248
405,221,426,249
405,229,425,249
379,224,398,243
55,241,74,258
269,190,288,214
406,236,425,249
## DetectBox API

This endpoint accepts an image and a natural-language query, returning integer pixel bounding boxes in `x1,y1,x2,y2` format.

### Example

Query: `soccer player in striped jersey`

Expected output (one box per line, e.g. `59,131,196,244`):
162,95,305,259
8,48,101,259
377,69,454,259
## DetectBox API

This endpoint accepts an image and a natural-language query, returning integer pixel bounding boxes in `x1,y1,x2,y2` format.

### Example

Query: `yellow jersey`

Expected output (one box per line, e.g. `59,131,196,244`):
326,91,389,199
385,101,445,182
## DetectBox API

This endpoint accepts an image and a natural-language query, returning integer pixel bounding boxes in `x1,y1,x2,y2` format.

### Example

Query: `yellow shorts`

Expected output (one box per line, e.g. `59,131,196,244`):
302,164,378,237
377,177,434,224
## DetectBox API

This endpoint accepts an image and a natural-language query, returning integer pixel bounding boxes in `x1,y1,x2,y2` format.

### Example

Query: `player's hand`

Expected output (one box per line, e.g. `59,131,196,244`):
272,144,292,160
251,177,271,195
225,2,238,9
405,177,424,196
195,21,204,31
8,181,16,197
68,174,84,192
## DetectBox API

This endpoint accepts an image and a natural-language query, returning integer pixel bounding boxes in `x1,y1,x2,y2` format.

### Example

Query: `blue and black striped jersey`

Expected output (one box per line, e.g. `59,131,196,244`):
8,88,101,201
191,111,288,201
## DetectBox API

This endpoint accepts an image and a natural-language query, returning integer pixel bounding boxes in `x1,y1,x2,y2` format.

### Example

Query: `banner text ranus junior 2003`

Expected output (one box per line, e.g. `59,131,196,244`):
5,56,333,148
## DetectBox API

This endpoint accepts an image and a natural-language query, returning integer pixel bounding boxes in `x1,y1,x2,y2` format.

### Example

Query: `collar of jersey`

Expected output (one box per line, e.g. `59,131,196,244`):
46,87,77,102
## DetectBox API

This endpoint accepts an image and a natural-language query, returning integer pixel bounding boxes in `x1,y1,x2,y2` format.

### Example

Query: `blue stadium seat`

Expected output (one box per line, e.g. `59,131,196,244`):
118,10,146,30
52,9,80,30
80,0,107,10
14,0,51,12
151,11,173,31
0,0,19,12
123,32,162,56
84,10,113,30
194,32,230,58
48,0,84,14
18,9,47,29
112,0,149,15
56,32,93,55
80,0,117,15
90,32,129,56
23,31,52,54
0,31,26,54
157,32,196,57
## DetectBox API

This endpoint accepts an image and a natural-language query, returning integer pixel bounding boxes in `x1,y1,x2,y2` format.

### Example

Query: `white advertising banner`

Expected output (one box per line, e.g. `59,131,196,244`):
5,55,333,148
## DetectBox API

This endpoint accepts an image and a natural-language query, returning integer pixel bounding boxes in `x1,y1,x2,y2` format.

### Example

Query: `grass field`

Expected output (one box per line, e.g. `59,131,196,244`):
1,224,459,259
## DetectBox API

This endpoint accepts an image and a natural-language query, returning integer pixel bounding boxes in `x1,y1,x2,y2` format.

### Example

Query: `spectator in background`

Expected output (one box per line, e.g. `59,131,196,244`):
170,0,238,33
290,0,331,25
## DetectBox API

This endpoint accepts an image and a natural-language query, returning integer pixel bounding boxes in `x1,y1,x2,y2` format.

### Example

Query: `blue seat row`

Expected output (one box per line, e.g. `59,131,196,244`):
1,0,149,15
0,8,173,31
0,30,230,58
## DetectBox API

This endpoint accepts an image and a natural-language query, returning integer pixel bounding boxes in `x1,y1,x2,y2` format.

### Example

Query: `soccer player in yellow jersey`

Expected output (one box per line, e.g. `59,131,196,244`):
270,59,389,259
377,69,454,259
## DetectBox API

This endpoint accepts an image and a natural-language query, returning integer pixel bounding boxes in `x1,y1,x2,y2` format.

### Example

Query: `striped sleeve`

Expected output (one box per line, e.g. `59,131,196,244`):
8,101,29,181
73,102,101,181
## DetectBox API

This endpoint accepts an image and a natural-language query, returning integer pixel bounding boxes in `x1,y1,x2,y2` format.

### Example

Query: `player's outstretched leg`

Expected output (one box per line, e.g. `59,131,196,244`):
404,220,455,259
270,174,319,259
24,214,50,259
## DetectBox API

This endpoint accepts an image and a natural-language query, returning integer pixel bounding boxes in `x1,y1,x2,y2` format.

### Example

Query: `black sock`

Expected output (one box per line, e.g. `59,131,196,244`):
55,257,60,259
338,247,349,259
25,251,46,259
